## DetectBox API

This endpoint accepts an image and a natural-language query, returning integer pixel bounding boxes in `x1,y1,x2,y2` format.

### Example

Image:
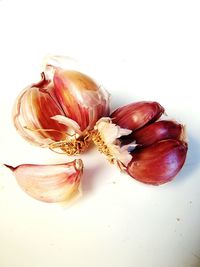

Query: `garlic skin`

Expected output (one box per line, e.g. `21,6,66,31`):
111,101,164,130
13,76,68,147
53,69,110,131
4,159,83,203
13,56,110,155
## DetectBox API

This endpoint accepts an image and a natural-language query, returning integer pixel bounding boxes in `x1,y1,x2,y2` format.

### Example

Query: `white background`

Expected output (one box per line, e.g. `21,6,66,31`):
0,0,200,267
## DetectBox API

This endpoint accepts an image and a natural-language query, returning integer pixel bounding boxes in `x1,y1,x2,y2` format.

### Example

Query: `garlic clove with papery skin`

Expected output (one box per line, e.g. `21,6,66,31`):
111,101,165,131
53,69,110,132
127,140,188,185
4,159,83,203
121,120,184,147
13,56,110,155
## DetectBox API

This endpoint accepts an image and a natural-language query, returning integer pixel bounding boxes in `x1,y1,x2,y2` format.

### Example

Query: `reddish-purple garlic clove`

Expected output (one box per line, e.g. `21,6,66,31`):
4,159,83,203
129,120,184,146
127,140,188,185
111,101,164,131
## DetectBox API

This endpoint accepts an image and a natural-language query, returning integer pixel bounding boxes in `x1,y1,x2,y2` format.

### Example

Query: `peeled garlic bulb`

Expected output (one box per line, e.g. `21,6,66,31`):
4,159,83,203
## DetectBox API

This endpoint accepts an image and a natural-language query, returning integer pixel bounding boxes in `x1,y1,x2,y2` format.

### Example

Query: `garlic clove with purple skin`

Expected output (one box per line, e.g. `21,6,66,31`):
111,101,164,131
13,56,110,155
127,140,188,185
4,159,83,203
121,120,184,147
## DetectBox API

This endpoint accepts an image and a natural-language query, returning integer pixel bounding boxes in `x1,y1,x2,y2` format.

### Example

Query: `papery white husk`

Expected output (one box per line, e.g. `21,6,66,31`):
93,118,136,167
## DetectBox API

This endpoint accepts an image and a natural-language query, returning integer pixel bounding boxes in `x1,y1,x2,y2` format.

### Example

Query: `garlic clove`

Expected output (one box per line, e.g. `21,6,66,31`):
53,69,110,131
124,120,184,146
4,159,83,203
127,140,188,185
111,101,164,131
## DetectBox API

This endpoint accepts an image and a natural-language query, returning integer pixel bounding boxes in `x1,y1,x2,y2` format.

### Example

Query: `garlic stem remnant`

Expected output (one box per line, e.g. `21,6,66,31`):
92,118,133,169
13,56,110,155
4,159,83,203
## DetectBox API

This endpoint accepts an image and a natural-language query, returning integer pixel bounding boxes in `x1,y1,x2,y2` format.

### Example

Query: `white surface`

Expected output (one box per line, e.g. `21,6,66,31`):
0,1,200,267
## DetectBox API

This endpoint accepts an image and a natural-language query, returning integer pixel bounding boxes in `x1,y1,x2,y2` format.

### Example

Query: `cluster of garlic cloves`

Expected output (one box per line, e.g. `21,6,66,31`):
93,101,188,185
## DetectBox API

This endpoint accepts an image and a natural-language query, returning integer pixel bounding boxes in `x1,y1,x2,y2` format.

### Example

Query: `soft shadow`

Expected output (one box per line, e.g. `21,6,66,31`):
174,134,200,185
190,255,200,267
81,163,105,196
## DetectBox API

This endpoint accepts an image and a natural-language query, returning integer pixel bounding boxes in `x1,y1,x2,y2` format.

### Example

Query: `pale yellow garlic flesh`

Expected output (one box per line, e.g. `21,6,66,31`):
4,159,83,203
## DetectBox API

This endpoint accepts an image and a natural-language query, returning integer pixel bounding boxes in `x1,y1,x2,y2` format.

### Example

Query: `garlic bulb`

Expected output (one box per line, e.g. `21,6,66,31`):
13,56,110,155
4,159,83,203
